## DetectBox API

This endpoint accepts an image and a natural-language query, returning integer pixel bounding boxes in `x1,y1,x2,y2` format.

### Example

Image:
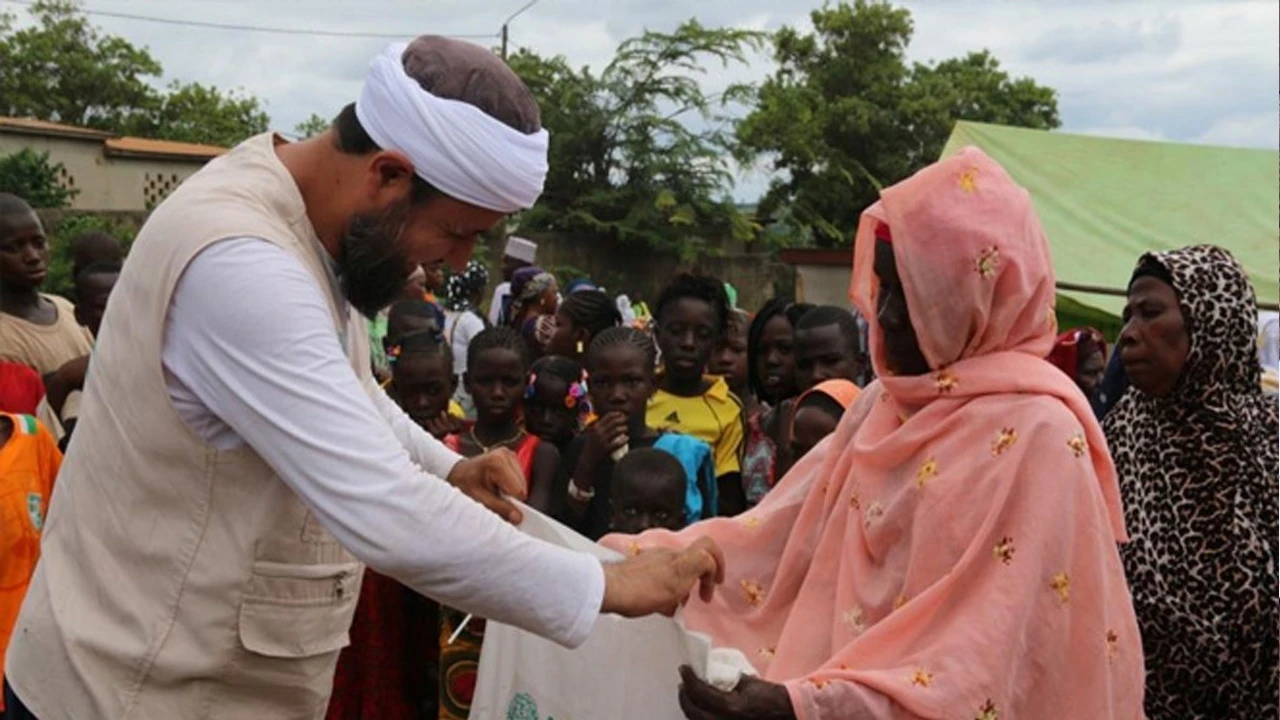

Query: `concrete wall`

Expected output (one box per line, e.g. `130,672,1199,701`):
0,133,206,211
795,264,855,307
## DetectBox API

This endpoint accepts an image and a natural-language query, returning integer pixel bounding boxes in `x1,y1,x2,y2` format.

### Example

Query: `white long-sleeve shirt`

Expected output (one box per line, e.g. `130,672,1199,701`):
161,238,604,648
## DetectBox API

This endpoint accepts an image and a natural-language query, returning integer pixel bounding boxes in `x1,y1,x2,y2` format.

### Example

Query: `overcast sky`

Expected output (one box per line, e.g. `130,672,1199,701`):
7,0,1277,200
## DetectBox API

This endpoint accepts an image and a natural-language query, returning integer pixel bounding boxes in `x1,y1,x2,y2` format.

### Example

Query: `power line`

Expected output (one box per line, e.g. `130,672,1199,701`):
2,0,499,40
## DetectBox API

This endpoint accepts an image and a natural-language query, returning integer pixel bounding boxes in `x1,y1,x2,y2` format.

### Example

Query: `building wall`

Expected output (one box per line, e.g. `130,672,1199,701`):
795,264,854,307
0,132,206,211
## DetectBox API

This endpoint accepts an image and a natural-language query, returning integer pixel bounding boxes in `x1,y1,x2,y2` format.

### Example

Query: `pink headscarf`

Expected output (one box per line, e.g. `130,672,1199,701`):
604,148,1142,720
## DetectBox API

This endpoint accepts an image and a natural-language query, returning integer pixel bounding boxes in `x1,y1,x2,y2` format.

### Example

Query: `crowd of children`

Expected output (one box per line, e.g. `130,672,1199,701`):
318,246,874,717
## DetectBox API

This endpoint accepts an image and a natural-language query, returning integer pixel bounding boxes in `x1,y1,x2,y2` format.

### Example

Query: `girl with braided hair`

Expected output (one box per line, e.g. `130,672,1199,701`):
553,327,715,541
546,289,622,362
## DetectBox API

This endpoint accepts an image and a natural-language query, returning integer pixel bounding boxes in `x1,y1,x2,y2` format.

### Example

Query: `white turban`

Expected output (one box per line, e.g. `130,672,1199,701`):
356,43,549,213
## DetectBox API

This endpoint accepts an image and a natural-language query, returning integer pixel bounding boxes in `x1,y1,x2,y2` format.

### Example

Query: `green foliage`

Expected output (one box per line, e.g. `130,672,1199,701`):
43,213,136,299
293,113,331,139
735,1,1060,247
0,0,268,146
0,148,76,208
122,81,269,147
507,20,767,259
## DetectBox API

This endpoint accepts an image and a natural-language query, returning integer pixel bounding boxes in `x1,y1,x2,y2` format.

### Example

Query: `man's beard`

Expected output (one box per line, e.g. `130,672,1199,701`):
339,203,415,319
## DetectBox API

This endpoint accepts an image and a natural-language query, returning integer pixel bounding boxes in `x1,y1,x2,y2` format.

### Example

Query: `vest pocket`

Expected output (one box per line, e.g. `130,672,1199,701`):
237,560,360,658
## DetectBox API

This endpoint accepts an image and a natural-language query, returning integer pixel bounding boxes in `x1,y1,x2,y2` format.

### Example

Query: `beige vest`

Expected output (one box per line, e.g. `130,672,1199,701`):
7,134,373,720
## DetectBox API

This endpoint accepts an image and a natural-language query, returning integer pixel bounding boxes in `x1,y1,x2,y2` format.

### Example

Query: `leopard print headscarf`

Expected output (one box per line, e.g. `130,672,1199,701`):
1104,244,1278,718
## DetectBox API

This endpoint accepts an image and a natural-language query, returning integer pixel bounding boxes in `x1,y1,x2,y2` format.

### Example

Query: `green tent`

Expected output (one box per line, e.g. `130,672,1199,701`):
941,122,1279,332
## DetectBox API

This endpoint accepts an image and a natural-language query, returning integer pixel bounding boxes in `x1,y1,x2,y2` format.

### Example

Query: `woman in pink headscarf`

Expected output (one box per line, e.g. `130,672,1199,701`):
605,148,1144,720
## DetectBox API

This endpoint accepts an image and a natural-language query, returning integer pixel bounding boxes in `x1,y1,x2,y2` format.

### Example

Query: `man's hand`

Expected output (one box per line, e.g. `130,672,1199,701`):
447,448,527,524
601,537,725,617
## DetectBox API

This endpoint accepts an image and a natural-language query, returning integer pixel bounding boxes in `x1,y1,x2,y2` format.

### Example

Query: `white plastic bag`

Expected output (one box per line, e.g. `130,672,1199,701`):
471,505,755,720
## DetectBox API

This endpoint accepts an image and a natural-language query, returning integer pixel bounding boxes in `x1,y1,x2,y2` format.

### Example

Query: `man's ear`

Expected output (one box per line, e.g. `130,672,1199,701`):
365,150,417,203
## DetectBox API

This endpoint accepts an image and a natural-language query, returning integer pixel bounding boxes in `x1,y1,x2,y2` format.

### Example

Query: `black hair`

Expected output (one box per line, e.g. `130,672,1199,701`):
796,305,862,353
0,192,33,217
559,290,622,339
724,308,750,338
747,298,813,399
654,273,730,335
332,104,439,203
531,355,585,388
74,260,122,285
587,326,658,371
390,329,452,366
1129,255,1176,291
797,390,847,420
613,447,686,488
467,326,530,374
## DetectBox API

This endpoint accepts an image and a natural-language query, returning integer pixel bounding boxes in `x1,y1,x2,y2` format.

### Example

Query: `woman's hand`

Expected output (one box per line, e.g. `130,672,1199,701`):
678,666,796,720
575,411,630,488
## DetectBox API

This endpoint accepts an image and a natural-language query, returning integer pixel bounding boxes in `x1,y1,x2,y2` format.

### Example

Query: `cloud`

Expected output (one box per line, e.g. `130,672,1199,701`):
1022,18,1181,64
7,0,1276,200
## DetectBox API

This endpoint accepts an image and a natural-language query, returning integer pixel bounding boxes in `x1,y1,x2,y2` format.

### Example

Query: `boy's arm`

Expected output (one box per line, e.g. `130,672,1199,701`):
528,441,560,514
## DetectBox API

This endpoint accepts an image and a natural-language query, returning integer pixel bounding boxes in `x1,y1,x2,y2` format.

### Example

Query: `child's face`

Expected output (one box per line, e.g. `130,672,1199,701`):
711,323,749,394
755,314,797,402
423,260,447,292
610,472,686,534
465,348,527,424
74,272,119,338
795,324,862,392
790,404,840,463
526,375,578,445
546,309,581,358
0,211,49,292
391,352,456,428
589,344,655,420
656,298,717,383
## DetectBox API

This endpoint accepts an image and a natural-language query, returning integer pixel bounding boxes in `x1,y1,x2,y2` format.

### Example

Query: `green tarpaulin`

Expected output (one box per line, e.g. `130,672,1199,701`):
941,122,1279,320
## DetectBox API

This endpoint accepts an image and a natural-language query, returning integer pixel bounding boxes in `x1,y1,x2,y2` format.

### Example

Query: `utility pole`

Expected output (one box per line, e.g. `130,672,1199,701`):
499,0,538,59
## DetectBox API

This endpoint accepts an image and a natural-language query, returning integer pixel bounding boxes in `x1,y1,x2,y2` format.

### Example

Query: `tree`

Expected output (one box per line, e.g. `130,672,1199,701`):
507,21,766,258
293,113,331,139
0,0,269,146
0,148,76,208
735,1,1059,246
124,81,269,147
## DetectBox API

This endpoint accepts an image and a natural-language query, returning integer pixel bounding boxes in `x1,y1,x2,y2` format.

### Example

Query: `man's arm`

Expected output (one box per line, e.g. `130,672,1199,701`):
367,379,461,479
164,239,603,646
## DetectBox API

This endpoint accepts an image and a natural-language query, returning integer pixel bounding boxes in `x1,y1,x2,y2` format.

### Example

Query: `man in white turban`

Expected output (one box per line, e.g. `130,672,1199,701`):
4,36,723,720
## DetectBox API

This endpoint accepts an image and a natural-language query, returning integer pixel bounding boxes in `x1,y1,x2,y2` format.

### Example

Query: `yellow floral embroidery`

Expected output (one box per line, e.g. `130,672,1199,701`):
934,369,958,394
1106,630,1119,660
1068,434,1087,458
863,501,884,528
849,492,862,510
958,166,979,193
809,678,830,690
893,594,908,610
757,646,776,662
993,536,1015,565
1050,572,1070,604
741,515,762,530
626,541,641,557
974,246,1000,278
741,579,766,607
842,605,866,635
916,457,939,488
991,427,1018,456
909,669,934,688
976,699,999,720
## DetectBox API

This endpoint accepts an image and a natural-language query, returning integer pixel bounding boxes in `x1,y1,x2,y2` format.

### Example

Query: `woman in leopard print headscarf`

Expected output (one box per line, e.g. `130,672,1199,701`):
1104,244,1278,719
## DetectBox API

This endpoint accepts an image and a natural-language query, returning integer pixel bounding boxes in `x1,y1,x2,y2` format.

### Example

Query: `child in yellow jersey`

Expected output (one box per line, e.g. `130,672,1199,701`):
646,273,745,516
0,413,61,713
